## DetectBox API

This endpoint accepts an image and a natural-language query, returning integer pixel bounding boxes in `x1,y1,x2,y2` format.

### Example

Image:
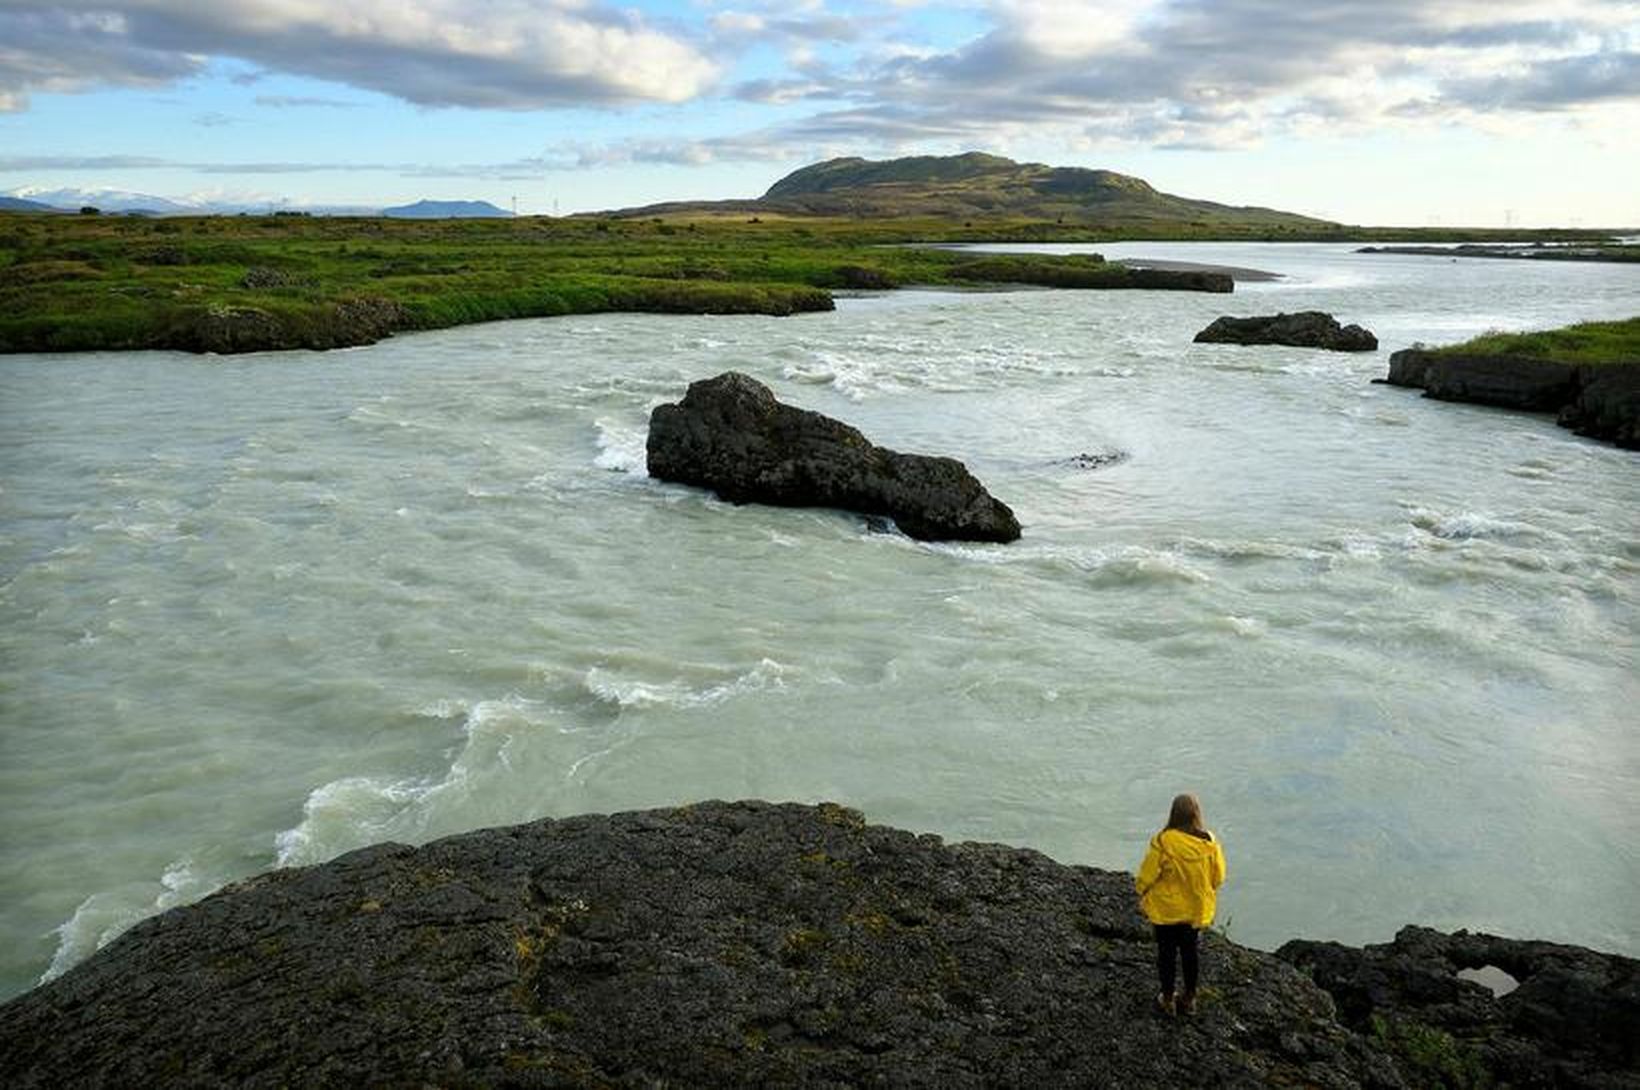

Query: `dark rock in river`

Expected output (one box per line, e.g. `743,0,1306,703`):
1384,349,1640,448
1195,311,1379,352
647,371,1021,542
2,801,1405,1089
1279,926,1640,1089
1057,449,1130,470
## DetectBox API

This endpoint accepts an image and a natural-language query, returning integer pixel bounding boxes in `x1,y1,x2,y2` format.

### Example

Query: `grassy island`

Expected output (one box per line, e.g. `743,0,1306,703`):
0,213,1244,355
1384,316,1640,448
1427,316,1640,366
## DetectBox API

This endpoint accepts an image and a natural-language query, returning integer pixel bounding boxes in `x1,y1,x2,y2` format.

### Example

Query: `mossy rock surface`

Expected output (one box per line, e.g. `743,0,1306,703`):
1,800,1408,1088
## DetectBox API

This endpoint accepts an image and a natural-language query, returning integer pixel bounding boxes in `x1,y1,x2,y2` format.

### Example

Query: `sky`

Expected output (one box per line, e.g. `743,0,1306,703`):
0,0,1636,225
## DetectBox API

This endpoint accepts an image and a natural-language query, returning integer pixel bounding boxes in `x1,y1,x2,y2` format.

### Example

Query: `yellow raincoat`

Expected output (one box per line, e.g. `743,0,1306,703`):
1136,828,1226,928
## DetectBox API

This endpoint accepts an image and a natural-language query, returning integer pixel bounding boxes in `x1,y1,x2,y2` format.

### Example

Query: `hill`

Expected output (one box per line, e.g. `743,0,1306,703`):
609,151,1334,228
0,196,66,214
380,199,511,219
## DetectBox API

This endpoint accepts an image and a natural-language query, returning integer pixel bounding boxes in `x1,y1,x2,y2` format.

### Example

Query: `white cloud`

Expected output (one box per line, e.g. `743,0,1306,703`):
0,0,719,110
724,0,1640,153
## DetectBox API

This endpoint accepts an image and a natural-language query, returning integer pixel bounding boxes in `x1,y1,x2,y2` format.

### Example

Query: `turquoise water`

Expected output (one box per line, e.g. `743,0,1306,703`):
2,242,1637,1000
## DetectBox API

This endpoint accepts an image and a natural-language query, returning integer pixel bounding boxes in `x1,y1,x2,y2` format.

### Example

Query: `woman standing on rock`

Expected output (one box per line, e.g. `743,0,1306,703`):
1136,793,1227,1018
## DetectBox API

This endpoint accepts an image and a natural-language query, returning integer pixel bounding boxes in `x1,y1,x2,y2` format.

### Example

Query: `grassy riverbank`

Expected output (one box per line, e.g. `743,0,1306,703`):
0,213,1230,354
0,211,1625,354
1429,317,1640,365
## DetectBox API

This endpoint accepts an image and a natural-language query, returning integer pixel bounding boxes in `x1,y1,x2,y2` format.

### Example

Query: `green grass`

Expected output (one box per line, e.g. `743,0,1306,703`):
0,212,1252,354
0,211,1630,354
1430,317,1640,366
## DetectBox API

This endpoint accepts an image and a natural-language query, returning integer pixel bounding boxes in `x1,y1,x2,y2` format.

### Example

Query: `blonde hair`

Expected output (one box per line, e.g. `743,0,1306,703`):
1165,793,1207,836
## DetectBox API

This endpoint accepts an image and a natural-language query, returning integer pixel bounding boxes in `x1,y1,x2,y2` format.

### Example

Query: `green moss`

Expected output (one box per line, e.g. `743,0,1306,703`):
815,802,865,830
1430,317,1640,366
1370,1014,1492,1089
780,928,829,964
4,210,1618,355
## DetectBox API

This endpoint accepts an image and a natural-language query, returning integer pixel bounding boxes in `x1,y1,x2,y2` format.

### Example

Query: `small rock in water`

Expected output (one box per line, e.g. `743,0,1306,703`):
1058,450,1130,470
1194,311,1378,352
646,371,1021,543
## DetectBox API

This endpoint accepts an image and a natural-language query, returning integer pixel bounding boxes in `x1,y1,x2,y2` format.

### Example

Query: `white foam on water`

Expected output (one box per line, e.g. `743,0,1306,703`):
1408,507,1548,542
274,695,547,868
782,350,902,402
41,896,143,985
582,658,790,710
1220,615,1268,638
1174,536,1330,563
41,856,217,986
592,418,649,474
912,538,1214,587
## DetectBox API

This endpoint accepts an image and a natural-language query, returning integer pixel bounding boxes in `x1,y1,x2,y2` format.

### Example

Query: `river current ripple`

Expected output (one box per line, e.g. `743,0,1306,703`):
2,242,1636,999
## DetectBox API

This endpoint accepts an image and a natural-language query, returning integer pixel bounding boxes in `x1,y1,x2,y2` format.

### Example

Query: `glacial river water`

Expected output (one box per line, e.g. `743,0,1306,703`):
2,242,1637,1000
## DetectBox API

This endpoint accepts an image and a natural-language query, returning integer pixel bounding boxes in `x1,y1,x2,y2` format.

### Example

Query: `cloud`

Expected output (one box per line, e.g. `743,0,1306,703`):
254,94,361,109
717,0,1640,153
1435,50,1640,110
0,0,719,110
4,0,1636,173
0,8,202,111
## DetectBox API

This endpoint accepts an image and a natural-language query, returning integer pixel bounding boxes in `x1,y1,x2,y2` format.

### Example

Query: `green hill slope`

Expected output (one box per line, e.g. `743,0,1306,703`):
614,152,1333,228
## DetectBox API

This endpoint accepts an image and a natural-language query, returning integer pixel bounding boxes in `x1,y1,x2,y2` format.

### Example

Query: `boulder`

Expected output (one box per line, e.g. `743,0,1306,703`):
0,801,1401,1089
1195,311,1378,352
1278,926,1640,1089
647,372,1021,542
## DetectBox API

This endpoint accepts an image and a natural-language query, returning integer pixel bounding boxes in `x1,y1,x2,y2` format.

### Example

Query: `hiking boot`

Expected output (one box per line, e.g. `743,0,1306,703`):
1156,991,1175,1017
1176,990,1196,1017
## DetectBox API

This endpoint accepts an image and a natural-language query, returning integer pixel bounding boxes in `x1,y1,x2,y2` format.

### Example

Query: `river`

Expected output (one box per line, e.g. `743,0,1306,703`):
1,241,1636,1000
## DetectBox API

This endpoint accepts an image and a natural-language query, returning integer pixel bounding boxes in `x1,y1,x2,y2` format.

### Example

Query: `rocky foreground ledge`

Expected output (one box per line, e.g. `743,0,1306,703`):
2,802,1634,1089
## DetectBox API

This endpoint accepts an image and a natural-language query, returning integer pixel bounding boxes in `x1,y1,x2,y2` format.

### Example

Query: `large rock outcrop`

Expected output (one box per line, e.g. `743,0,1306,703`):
1279,926,1640,1089
1195,311,1378,352
0,801,1398,1089
647,372,1022,542
1383,349,1640,448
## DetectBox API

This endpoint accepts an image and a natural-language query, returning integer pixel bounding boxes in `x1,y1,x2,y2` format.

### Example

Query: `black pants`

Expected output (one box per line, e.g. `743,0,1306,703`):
1154,923,1200,995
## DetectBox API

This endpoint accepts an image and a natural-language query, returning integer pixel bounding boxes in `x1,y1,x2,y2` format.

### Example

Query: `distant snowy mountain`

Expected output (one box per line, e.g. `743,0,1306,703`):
0,186,380,216
1,186,509,218
381,199,512,219
4,186,205,215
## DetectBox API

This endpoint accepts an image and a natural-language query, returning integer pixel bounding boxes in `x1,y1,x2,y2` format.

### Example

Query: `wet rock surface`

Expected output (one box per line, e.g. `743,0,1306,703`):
2,801,1412,1089
1279,926,1640,1089
1384,349,1640,448
647,372,1022,542
1195,311,1379,352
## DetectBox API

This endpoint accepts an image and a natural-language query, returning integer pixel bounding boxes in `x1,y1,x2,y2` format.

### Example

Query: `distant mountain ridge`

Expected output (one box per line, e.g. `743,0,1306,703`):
0,196,65,213
0,187,502,218
612,151,1332,227
380,199,512,219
